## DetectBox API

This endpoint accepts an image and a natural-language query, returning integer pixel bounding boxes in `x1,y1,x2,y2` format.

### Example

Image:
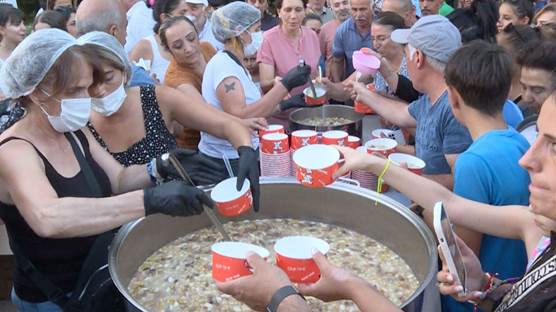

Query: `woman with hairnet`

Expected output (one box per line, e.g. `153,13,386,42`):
76,31,262,208
200,2,311,167
0,29,223,311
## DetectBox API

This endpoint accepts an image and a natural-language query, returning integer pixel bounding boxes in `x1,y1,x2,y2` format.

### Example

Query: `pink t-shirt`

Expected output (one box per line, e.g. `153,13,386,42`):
257,25,321,96
319,20,340,80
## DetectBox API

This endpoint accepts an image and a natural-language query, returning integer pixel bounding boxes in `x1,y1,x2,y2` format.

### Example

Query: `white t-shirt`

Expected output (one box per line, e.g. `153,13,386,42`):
199,51,260,159
124,1,156,54
198,20,224,51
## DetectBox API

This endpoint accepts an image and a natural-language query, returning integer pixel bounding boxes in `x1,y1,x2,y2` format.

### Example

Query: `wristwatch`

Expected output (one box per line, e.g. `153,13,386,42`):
266,285,305,312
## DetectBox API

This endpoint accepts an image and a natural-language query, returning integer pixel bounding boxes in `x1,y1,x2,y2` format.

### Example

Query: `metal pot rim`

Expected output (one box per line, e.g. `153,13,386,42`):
109,177,437,311
289,105,364,124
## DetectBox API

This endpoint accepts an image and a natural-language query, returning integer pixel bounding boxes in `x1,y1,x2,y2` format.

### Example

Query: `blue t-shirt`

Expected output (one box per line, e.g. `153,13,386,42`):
408,92,472,175
443,128,530,312
332,17,372,78
503,99,524,129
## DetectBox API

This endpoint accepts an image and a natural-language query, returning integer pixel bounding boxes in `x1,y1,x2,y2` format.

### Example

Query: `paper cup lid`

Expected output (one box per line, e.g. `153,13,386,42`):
212,241,269,259
211,177,250,202
293,144,340,169
274,236,329,259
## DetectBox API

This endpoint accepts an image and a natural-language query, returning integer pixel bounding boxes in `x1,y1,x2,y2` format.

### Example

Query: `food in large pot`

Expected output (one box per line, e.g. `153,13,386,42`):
109,177,437,312
128,219,419,311
289,105,364,137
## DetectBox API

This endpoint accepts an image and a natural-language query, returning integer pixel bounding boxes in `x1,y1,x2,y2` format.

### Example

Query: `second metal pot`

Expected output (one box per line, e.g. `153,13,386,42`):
289,105,364,137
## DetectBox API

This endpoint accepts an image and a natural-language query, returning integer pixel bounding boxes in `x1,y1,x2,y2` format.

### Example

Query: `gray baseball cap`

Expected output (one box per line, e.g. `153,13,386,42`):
391,15,461,64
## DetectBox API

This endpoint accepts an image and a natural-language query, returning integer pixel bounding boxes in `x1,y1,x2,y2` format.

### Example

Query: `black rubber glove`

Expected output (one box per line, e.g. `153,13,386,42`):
281,63,311,91
279,94,307,111
236,146,260,212
144,181,214,216
155,149,227,185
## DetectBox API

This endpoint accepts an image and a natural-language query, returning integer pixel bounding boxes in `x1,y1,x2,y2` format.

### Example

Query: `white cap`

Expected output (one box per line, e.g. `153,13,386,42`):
185,0,208,6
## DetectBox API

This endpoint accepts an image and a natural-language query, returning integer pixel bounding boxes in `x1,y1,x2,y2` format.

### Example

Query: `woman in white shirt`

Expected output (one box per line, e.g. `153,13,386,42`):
130,0,187,83
199,1,310,162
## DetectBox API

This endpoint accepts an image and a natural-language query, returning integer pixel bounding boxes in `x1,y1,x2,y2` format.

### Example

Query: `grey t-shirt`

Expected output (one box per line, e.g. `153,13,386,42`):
408,91,472,175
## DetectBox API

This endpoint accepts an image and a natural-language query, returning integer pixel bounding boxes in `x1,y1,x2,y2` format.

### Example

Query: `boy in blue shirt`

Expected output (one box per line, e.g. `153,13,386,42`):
441,41,531,312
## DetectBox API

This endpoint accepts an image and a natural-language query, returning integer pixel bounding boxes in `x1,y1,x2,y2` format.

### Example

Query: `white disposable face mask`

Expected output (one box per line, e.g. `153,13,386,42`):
243,31,263,57
40,89,92,133
92,80,127,116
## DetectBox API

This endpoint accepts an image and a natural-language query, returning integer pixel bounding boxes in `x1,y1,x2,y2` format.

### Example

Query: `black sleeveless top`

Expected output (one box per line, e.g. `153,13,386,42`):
88,85,177,167
0,130,112,302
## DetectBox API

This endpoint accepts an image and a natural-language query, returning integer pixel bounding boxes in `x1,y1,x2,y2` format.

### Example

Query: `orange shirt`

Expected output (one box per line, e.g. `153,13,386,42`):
164,41,216,149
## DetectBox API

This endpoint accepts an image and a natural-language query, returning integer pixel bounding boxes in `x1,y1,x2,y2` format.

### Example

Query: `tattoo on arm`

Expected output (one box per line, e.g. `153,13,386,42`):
224,82,236,93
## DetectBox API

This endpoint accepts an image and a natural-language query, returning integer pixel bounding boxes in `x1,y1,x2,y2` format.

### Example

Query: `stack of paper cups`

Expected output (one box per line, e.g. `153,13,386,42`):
351,146,376,190
260,132,291,177
290,130,318,176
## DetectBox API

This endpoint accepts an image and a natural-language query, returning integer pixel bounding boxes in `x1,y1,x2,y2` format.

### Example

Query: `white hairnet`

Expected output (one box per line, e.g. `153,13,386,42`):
211,2,261,43
76,31,133,85
0,29,77,99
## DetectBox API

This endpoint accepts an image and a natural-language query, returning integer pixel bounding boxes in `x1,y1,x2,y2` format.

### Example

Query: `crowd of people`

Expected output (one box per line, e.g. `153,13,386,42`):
0,0,554,311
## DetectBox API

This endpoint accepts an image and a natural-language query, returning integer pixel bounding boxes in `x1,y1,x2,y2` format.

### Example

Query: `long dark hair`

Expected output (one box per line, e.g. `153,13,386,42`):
448,0,498,42
153,0,185,34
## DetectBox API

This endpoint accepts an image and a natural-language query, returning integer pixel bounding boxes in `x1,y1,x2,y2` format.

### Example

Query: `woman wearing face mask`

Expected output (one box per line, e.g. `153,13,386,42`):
0,29,219,312
0,5,26,66
129,0,188,83
161,16,267,150
77,31,261,206
201,2,310,167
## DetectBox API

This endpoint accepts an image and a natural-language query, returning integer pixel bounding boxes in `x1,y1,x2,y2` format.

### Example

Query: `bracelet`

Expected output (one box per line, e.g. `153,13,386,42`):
266,285,305,312
147,158,163,185
375,159,392,205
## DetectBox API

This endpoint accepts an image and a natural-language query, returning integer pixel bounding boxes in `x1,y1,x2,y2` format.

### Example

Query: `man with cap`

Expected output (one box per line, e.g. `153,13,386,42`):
121,0,156,53
352,15,472,189
184,0,224,50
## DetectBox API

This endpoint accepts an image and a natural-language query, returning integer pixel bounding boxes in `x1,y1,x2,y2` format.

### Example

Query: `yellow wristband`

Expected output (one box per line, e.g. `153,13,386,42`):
375,159,392,202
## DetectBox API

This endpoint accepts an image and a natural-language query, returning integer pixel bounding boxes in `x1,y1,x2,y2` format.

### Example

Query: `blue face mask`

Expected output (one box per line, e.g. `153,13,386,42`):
243,31,263,57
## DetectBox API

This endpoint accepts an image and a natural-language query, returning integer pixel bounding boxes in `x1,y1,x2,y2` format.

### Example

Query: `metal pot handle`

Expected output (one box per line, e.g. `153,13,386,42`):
336,176,361,187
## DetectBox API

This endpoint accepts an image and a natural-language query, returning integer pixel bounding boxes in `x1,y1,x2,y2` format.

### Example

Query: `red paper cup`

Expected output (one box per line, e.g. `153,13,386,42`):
259,124,285,137
303,85,327,106
347,136,361,149
261,132,289,154
212,242,269,282
291,130,318,150
274,236,330,283
388,153,426,175
354,84,375,114
321,130,348,146
211,177,252,217
293,144,340,187
365,138,398,156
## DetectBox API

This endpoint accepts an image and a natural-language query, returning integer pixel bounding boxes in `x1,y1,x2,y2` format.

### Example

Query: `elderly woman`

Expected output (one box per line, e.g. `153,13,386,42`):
76,31,260,204
161,16,267,150
200,2,310,165
0,29,215,312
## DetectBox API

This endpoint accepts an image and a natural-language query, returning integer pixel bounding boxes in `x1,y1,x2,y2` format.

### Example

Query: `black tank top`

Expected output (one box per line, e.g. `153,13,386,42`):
0,130,112,302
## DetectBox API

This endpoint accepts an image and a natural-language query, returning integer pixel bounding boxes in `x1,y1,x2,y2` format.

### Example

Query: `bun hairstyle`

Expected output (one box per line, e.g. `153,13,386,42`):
153,0,184,34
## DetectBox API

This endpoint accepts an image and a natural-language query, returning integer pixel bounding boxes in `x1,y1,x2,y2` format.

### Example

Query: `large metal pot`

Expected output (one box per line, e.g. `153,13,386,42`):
289,105,364,137
109,177,437,312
